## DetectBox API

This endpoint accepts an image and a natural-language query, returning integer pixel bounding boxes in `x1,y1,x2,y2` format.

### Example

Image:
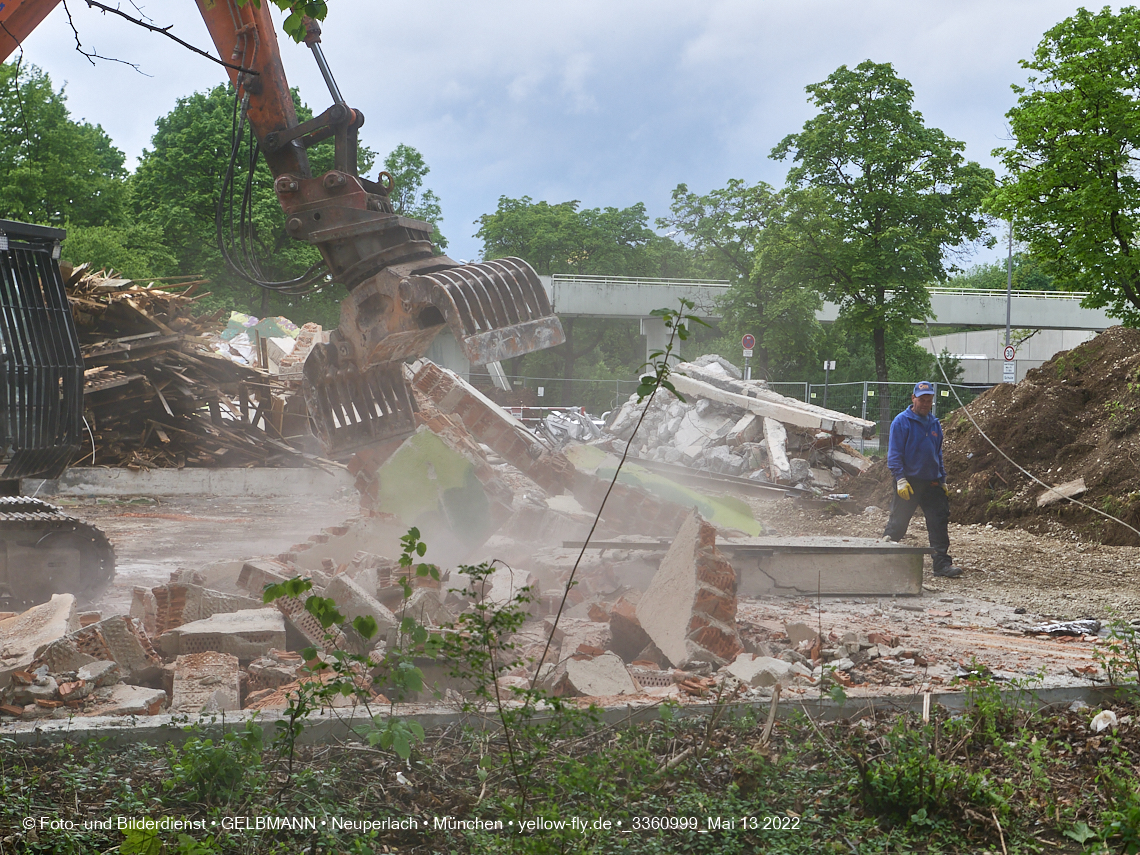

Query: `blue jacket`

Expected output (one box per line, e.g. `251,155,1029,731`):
886,406,945,483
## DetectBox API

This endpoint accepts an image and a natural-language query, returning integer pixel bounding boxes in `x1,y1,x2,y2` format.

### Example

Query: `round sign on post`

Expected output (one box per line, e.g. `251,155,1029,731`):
1003,345,1016,361
742,334,756,350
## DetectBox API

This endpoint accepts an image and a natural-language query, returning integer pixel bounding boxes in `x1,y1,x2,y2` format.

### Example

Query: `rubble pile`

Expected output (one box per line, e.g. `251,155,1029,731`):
65,265,316,469
852,326,1140,545
602,356,873,492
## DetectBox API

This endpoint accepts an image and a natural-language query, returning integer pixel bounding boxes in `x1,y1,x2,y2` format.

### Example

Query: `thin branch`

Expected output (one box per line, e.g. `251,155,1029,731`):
83,0,259,75
62,0,147,73
530,308,687,693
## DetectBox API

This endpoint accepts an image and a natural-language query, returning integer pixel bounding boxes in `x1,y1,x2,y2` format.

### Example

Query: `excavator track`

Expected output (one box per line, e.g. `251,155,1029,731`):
0,497,115,609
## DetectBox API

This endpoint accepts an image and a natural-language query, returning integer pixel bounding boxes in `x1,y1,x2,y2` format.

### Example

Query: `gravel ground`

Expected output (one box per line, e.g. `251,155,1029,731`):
752,497,1140,622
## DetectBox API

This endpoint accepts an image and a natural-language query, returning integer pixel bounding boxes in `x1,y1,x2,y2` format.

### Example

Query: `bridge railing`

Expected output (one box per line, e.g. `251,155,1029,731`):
927,287,1090,300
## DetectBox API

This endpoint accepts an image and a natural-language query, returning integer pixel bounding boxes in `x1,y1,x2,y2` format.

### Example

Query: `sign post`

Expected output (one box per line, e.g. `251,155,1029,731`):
742,334,756,381
822,360,836,407
1002,345,1016,385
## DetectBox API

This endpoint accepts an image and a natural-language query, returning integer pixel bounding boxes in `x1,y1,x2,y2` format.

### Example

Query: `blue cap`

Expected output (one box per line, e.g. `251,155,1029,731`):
913,381,935,396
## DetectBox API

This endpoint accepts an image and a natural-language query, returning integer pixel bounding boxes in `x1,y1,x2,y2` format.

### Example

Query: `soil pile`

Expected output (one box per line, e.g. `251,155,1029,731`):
852,326,1140,545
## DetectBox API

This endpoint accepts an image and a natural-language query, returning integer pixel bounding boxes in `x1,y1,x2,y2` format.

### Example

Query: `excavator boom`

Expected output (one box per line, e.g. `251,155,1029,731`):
4,0,565,457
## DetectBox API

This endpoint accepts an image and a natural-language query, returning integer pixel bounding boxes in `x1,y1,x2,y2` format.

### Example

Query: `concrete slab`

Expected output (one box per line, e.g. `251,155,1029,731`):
171,652,241,714
26,466,354,498
88,684,167,716
0,594,77,688
637,510,744,668
724,537,927,597
546,652,638,697
725,653,812,687
158,608,286,662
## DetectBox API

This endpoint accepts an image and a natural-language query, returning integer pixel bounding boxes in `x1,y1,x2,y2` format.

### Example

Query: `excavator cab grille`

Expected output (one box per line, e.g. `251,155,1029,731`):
0,221,84,480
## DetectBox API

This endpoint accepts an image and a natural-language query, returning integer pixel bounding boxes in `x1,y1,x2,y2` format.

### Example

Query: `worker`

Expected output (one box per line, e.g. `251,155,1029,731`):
883,380,962,578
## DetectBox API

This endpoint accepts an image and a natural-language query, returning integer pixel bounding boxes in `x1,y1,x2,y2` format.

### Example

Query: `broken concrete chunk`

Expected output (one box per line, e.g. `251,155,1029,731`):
726,413,762,447
477,566,540,612
763,418,791,481
325,574,398,636
246,650,302,693
725,653,808,687
609,597,653,663
1037,477,1086,508
401,588,456,628
636,510,744,669
36,616,162,686
77,660,121,688
545,652,638,697
89,684,167,717
0,594,77,689
171,651,241,714
784,622,820,648
158,608,286,662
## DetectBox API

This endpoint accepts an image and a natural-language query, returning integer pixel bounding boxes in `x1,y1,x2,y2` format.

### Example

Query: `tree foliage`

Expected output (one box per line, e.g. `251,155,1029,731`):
660,180,820,379
989,6,1140,325
945,252,1062,292
0,61,128,227
771,61,993,429
131,84,373,325
475,196,663,276
383,143,447,250
475,196,705,407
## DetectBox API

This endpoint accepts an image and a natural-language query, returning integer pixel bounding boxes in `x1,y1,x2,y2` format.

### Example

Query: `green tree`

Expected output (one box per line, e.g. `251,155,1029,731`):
383,143,447,250
945,252,1062,292
475,196,660,276
0,61,128,227
660,180,820,379
132,84,373,325
771,61,993,432
989,6,1140,325
476,196,698,405
61,220,178,280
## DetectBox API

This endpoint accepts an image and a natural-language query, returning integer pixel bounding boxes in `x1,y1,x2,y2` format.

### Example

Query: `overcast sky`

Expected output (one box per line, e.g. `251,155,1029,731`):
15,0,1117,266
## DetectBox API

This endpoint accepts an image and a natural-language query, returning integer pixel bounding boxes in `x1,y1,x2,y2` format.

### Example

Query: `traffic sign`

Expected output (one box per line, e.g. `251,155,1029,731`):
742,349,753,357
1003,345,1016,361
742,334,756,350
1002,362,1016,384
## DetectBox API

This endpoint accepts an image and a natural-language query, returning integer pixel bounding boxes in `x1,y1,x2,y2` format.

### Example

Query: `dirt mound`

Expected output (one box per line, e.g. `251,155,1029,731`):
848,326,1140,544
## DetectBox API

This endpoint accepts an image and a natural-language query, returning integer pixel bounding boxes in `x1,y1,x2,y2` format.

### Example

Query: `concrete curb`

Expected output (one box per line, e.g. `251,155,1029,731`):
24,467,355,498
1,683,1129,748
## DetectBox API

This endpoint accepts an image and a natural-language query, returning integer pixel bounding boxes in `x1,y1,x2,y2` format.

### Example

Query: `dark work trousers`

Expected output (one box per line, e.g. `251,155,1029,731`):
883,479,953,572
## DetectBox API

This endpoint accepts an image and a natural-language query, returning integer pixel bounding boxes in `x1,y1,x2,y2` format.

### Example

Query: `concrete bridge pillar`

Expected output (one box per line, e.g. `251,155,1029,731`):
640,316,682,366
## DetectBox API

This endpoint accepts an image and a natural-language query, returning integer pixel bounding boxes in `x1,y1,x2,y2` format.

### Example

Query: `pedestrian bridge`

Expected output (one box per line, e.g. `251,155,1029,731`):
543,275,1115,357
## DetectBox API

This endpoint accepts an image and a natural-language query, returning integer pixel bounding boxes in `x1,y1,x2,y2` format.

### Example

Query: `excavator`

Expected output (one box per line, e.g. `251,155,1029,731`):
0,0,565,605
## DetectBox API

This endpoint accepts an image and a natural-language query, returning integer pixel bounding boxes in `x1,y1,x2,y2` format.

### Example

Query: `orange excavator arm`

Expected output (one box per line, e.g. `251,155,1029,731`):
3,0,564,458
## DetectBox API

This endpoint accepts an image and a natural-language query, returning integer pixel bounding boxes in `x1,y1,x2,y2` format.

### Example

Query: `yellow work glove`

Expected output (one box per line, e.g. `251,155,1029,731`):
896,478,913,501
941,482,951,496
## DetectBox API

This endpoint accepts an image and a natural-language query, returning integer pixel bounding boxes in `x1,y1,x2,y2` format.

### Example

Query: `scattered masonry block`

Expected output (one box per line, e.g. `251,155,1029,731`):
636,510,744,669
0,594,77,689
35,616,162,686
726,413,763,448
324,574,398,636
157,609,286,663
88,684,167,717
545,652,638,698
725,653,812,688
171,651,241,714
77,660,121,688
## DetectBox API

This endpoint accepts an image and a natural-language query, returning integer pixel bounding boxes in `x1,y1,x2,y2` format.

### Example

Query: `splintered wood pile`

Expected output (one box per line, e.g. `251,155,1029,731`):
66,265,314,469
